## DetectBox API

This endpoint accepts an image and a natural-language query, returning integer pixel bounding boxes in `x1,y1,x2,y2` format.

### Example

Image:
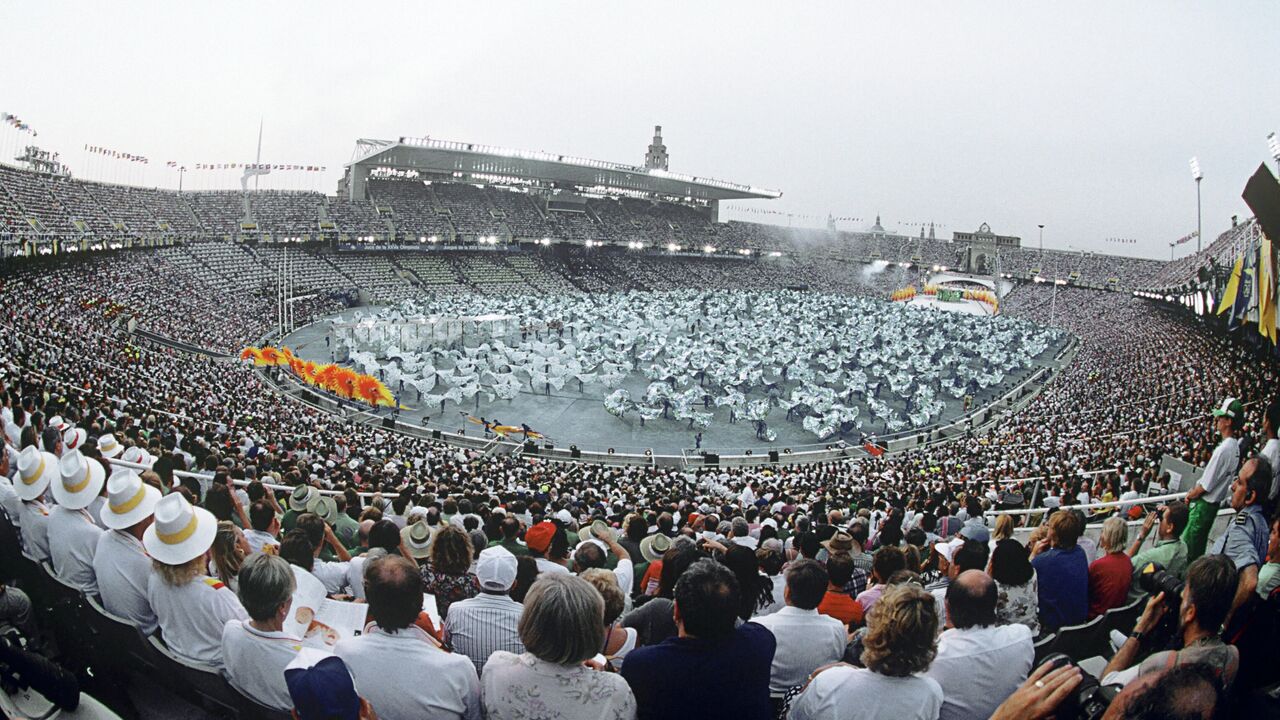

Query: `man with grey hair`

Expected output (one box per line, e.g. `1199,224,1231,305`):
730,516,758,550
335,555,481,719
221,553,300,711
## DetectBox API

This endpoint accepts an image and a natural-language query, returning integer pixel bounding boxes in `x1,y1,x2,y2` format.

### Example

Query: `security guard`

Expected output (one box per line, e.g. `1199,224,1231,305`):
1210,455,1271,613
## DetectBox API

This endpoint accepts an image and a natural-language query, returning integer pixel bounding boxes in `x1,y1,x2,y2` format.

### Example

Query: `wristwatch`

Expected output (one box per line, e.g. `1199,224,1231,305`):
1128,629,1145,642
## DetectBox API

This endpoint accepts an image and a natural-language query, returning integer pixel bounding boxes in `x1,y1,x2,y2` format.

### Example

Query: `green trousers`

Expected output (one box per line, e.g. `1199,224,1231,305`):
1181,498,1219,562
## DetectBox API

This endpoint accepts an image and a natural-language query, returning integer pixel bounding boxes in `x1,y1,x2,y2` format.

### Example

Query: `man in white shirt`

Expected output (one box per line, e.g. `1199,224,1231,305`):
243,500,281,555
296,513,351,594
335,555,481,719
222,554,308,711
48,450,106,594
1183,398,1242,561
572,522,634,597
753,559,846,699
94,469,161,635
925,571,1034,720
444,546,524,674
14,446,55,562
1261,400,1280,502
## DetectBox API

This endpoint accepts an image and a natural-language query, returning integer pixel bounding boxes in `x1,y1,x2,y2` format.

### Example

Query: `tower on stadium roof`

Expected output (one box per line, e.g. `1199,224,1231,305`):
342,133,780,223
644,126,669,171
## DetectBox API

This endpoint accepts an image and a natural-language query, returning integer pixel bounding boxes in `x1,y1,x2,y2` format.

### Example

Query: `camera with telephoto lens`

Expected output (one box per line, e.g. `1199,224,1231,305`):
1040,653,1118,720
1136,562,1182,604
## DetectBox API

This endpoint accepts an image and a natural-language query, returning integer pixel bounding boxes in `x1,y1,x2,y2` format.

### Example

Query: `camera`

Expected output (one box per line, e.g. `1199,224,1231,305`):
1040,653,1119,720
1136,562,1182,604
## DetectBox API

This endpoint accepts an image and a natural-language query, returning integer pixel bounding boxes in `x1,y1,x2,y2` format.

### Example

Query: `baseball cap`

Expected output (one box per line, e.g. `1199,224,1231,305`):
554,508,574,525
476,546,518,591
525,521,557,554
1213,397,1244,419
958,523,990,544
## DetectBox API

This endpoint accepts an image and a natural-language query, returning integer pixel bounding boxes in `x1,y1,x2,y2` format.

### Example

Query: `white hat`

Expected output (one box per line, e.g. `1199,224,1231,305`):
97,433,124,459
99,468,161,530
48,415,70,432
121,446,155,468
554,509,574,525
476,546,517,591
54,450,107,510
62,427,87,452
143,493,218,566
934,538,963,565
15,446,57,501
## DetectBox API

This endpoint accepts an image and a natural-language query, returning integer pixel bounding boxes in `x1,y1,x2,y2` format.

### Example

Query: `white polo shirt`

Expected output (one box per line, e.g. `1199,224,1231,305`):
312,558,350,595
243,529,280,556
334,623,481,720
48,505,104,594
925,623,1034,720
20,500,50,562
93,530,158,635
0,475,22,527
753,605,847,696
147,573,248,668
221,619,310,711
790,665,943,720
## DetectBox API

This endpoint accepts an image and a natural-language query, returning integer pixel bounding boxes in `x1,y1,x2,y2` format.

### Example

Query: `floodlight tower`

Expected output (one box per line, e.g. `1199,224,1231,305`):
1190,157,1203,253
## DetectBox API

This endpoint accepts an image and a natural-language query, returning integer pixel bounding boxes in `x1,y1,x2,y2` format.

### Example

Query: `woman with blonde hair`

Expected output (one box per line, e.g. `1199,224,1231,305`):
481,574,636,719
580,568,637,670
1086,515,1132,618
145,494,247,669
789,583,943,719
422,524,479,619
209,520,250,593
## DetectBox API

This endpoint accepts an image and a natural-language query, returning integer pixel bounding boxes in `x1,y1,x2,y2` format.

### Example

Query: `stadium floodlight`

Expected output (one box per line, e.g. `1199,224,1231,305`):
636,243,646,250
429,236,438,244
1190,157,1203,252
419,236,427,243
769,251,782,257
1269,133,1280,165
667,243,680,252
739,249,752,256
703,245,716,254
1054,279,1068,286
539,238,551,246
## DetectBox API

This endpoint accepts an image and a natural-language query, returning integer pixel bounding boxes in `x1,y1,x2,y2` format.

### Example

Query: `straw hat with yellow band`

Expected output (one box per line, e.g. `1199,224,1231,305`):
143,493,218,566
97,433,124,459
53,449,107,510
99,468,161,530
14,446,58,502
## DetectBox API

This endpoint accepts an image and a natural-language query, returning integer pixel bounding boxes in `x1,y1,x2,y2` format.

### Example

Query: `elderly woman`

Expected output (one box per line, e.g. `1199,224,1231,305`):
1087,515,1133,618
789,583,943,720
422,525,480,620
581,569,637,670
145,494,248,669
221,554,301,711
480,574,637,720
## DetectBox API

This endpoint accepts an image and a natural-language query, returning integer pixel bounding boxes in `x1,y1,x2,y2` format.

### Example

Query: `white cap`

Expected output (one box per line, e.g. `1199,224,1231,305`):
476,546,518,591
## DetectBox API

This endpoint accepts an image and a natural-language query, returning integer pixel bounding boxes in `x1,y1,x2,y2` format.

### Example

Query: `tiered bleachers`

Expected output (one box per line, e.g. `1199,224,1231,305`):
1144,218,1258,291
325,251,415,301
82,181,162,234
453,253,529,294
325,197,387,237
182,191,246,232
249,191,323,236
367,179,454,240
252,245,350,294
170,241,267,293
483,186,551,239
396,252,473,295
0,164,76,234
46,175,116,235
505,252,579,294
431,182,504,238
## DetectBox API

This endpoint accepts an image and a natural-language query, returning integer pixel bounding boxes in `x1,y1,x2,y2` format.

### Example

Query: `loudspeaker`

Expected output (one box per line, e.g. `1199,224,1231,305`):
431,429,442,439
524,440,538,454
570,446,581,458
704,453,719,465
768,450,779,463
381,417,395,429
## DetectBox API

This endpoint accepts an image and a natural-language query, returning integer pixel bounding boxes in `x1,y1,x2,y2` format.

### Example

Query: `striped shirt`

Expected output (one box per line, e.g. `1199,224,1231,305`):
444,592,525,674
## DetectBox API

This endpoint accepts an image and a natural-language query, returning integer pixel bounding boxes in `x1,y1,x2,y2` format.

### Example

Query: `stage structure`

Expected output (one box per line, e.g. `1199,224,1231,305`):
331,312,520,358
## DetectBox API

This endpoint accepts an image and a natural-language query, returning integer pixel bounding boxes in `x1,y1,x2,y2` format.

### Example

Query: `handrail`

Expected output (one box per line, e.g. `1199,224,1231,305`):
986,491,1188,517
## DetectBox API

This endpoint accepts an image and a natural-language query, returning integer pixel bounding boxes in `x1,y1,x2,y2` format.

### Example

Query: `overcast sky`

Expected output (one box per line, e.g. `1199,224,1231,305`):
1,1,1276,259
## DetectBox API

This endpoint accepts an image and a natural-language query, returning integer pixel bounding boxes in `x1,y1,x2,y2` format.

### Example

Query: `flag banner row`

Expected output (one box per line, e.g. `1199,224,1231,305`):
85,145,148,163
1,113,37,136
1174,231,1199,245
1105,237,1138,244
189,163,327,172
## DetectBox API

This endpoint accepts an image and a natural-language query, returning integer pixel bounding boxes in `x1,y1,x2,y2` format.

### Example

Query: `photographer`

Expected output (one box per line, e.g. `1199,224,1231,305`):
1125,501,1189,596
1099,555,1239,691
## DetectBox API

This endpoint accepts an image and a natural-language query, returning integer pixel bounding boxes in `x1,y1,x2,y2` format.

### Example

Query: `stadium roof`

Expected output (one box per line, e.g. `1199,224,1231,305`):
345,136,782,202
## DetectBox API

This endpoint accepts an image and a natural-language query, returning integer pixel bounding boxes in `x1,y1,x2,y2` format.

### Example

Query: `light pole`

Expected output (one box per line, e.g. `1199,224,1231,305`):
1038,224,1045,257
1190,157,1203,253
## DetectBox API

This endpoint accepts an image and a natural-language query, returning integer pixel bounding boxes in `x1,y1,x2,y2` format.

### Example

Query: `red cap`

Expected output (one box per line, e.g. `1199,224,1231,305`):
525,521,557,554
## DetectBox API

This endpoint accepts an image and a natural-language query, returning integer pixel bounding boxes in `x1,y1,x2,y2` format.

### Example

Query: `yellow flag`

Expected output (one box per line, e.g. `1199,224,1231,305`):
1260,234,1277,343
1217,254,1244,316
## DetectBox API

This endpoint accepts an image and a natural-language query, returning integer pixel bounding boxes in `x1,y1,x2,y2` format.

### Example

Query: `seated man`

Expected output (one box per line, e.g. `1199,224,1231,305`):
621,558,776,720
925,570,1033,720
334,555,480,719
1100,555,1240,692
754,559,846,700
243,500,281,555
445,546,524,675
222,554,304,711
816,554,859,625
1126,501,1190,598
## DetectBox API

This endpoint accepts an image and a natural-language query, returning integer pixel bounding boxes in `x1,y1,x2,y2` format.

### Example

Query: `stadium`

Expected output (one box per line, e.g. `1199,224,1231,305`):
3,4,1280,720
